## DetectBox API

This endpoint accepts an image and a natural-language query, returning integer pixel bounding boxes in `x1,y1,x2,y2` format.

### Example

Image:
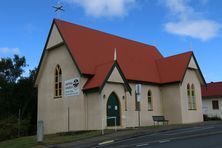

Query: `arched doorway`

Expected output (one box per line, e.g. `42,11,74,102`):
107,92,120,126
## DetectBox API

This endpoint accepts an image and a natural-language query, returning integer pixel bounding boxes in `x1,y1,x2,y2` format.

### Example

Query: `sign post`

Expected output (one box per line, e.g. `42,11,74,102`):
135,84,142,127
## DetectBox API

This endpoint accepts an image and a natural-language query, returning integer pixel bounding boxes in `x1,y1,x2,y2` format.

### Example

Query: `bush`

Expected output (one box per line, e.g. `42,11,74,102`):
203,114,221,121
0,116,31,141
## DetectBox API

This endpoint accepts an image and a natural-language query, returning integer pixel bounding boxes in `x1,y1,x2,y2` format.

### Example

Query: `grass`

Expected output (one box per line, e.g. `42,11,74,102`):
0,130,114,147
0,136,36,148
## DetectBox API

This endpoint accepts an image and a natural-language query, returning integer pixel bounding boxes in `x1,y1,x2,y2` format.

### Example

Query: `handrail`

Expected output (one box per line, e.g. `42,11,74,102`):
102,116,117,135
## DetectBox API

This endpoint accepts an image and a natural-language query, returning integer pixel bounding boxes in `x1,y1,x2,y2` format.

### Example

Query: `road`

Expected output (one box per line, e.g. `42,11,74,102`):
101,123,222,148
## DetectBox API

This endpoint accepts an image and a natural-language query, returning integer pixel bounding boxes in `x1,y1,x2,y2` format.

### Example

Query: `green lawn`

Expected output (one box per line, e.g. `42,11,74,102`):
0,136,36,148
0,130,113,148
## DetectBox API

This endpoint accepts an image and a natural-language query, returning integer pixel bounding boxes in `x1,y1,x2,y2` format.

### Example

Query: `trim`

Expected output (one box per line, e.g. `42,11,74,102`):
181,52,206,86
54,19,83,76
54,96,62,99
83,87,100,94
34,19,55,87
160,81,180,86
203,96,222,99
46,42,64,51
188,109,197,111
99,61,132,94
127,79,160,86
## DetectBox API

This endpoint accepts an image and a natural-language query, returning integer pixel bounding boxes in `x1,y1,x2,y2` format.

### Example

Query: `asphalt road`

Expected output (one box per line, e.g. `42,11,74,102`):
101,123,222,148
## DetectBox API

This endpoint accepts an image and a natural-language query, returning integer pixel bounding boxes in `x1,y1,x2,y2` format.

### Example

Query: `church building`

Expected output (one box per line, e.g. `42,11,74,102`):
35,19,205,134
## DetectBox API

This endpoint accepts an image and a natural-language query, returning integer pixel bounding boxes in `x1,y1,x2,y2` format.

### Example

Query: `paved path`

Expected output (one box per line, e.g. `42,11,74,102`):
49,121,222,148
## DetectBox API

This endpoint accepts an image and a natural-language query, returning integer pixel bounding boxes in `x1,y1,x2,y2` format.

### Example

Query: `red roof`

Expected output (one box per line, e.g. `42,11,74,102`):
202,82,222,98
51,19,199,90
156,52,192,84
83,61,114,90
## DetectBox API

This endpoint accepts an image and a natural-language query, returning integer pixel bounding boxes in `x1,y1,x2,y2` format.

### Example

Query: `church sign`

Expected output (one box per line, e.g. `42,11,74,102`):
64,78,80,96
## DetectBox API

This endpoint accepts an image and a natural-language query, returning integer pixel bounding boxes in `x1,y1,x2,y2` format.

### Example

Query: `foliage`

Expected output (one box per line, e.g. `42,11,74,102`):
203,114,222,121
0,55,37,141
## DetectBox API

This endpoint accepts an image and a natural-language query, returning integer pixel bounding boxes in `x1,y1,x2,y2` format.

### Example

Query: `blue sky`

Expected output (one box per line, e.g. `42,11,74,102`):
0,0,221,82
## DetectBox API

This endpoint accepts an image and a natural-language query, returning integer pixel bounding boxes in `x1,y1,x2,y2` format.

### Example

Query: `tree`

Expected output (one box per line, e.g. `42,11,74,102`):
0,55,37,140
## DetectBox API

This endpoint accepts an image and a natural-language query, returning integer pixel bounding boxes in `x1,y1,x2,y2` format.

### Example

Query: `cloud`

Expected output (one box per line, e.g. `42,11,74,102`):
165,20,220,41
63,0,136,18
0,47,20,55
162,0,221,41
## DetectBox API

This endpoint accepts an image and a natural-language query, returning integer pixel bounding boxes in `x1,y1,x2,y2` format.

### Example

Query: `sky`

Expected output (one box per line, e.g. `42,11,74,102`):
0,0,221,83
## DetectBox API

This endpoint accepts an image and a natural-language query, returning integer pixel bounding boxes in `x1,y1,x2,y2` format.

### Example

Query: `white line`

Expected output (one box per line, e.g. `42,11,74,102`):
98,140,114,145
136,143,149,147
163,127,214,135
159,139,171,143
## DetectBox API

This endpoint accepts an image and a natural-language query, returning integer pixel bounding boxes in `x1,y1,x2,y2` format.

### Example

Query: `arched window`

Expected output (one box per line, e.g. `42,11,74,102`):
148,90,153,111
54,65,62,97
191,84,196,109
187,83,196,110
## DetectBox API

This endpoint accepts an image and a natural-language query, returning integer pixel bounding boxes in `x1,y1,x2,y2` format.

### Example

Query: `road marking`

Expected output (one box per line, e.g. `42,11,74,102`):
98,140,114,145
136,143,149,147
159,139,171,143
162,126,214,135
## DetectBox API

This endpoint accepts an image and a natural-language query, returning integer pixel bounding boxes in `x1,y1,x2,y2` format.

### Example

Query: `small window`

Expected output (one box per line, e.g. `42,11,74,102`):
54,65,62,98
212,100,219,110
148,90,153,111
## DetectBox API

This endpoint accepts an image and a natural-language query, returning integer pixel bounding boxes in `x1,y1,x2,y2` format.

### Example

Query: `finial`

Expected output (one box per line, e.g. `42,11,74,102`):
114,48,117,61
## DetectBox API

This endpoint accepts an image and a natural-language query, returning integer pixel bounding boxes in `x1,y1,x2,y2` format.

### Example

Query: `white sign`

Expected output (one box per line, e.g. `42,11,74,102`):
64,78,80,96
136,84,142,95
137,94,141,102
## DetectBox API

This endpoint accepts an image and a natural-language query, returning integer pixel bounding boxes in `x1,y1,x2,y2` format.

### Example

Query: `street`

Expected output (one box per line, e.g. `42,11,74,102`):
101,123,222,148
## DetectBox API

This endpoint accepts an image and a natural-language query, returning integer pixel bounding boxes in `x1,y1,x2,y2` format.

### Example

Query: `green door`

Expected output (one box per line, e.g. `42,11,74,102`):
107,93,120,126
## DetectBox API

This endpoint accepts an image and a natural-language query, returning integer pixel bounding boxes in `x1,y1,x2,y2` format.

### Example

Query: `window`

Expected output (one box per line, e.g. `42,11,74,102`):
148,90,153,111
54,65,62,97
187,83,196,110
135,91,140,111
212,100,219,110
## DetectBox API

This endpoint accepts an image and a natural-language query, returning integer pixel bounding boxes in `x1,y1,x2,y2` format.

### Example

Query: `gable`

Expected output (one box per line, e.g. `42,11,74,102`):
107,67,124,83
182,55,205,85
188,56,198,69
46,24,63,49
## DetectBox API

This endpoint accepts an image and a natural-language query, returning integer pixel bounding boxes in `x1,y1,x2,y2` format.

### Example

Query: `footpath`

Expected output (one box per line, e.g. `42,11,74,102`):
48,121,222,148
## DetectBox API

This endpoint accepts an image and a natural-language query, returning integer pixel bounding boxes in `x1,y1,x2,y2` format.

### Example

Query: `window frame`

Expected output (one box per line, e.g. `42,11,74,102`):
212,100,219,110
187,83,196,110
148,90,153,111
54,65,62,98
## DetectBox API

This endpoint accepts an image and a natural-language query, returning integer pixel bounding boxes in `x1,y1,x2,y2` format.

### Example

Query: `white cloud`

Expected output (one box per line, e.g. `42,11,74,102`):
165,20,220,41
162,0,221,41
63,0,136,18
0,47,20,55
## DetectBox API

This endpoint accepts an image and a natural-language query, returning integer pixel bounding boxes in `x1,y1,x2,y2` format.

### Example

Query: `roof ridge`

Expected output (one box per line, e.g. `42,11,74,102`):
156,51,192,62
54,19,160,51
207,81,222,85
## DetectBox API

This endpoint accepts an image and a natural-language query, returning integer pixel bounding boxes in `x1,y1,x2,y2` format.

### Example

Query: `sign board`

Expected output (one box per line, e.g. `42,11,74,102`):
64,78,80,96
136,84,141,95
137,94,141,102
136,84,142,102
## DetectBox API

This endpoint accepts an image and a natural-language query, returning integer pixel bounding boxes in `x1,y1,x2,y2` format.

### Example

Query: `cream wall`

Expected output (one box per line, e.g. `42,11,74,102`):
202,98,222,119
46,24,63,49
126,83,163,127
37,45,88,134
161,84,183,124
180,69,203,123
